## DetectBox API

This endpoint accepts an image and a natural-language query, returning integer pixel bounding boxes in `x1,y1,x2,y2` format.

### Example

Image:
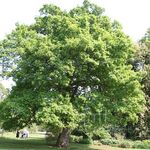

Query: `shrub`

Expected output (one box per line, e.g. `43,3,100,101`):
92,128,111,140
132,140,150,149
100,139,119,145
118,141,132,148
79,137,93,144
143,140,150,144
70,135,83,143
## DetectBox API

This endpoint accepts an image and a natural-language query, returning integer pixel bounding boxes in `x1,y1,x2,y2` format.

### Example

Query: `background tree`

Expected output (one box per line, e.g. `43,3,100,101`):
0,0,145,147
128,28,150,139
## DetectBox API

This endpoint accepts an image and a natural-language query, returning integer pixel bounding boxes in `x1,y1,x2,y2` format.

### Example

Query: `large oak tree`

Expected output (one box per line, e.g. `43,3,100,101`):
0,0,145,147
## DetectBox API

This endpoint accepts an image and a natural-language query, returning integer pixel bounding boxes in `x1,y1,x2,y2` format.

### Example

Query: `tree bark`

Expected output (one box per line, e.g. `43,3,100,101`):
56,128,70,148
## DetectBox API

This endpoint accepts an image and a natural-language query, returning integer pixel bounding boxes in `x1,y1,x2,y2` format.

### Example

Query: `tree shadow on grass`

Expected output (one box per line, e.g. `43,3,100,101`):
0,137,50,150
0,137,101,150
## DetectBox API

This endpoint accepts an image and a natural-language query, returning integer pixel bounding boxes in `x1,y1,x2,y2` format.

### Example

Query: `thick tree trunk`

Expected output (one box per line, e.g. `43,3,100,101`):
56,128,70,148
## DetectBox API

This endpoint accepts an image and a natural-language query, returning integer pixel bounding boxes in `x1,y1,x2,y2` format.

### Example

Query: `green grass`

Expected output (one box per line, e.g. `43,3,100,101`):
0,137,50,150
0,133,149,150
0,137,99,150
0,133,96,150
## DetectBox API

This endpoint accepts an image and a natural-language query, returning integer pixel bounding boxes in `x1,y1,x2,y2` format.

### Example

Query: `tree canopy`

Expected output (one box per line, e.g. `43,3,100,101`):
0,0,145,147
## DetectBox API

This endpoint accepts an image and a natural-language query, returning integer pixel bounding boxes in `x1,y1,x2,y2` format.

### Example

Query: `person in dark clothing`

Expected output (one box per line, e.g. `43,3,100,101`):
16,130,20,138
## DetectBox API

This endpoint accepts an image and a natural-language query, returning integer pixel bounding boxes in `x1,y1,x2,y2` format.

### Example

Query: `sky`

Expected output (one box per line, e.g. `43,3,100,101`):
0,0,150,88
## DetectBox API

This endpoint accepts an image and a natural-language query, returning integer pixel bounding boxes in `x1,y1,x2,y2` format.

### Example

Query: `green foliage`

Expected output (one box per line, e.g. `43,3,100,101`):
92,128,111,139
70,135,83,143
0,0,145,136
100,139,119,145
0,89,41,130
126,28,150,140
79,137,93,144
132,140,150,149
118,141,132,148
70,0,104,17
100,139,132,148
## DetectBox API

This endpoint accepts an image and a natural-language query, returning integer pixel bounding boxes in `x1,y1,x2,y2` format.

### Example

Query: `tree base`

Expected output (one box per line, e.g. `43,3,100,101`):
56,128,70,148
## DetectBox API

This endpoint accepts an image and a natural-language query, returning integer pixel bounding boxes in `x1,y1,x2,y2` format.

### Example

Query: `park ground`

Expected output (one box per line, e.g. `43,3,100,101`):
0,132,149,150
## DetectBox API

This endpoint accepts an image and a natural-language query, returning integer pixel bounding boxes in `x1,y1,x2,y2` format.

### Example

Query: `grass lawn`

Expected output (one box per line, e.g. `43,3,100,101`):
0,133,149,150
